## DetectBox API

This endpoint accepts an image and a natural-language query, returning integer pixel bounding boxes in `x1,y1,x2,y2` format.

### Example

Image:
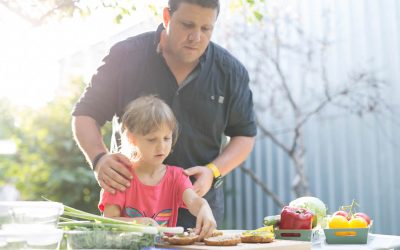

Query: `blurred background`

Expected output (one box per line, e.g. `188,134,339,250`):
0,0,399,236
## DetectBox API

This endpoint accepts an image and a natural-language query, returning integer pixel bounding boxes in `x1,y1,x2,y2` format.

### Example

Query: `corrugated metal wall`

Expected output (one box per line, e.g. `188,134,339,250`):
218,0,400,236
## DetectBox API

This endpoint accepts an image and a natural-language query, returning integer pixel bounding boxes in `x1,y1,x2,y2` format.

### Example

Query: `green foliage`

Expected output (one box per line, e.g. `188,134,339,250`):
253,10,263,21
0,98,15,138
2,0,260,26
0,78,111,214
229,0,265,23
147,4,159,17
0,99,18,185
0,0,137,25
0,0,84,26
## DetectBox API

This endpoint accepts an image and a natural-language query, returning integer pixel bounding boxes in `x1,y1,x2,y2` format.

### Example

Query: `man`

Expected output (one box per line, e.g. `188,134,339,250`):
72,0,256,228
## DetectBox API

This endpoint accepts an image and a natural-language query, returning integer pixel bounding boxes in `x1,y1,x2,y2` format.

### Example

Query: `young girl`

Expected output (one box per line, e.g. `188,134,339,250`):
98,95,216,239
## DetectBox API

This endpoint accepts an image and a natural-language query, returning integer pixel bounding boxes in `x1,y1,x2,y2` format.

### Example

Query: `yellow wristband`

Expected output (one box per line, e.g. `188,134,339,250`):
206,163,221,178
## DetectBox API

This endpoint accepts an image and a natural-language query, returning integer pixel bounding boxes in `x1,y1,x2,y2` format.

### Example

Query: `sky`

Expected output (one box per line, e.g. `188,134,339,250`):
0,2,163,108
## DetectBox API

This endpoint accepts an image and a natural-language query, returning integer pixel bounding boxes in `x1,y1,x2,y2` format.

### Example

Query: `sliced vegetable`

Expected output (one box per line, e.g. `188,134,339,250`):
242,226,274,238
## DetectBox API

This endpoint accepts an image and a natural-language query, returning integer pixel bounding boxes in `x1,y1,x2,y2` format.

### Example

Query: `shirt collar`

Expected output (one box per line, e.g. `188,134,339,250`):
154,23,164,48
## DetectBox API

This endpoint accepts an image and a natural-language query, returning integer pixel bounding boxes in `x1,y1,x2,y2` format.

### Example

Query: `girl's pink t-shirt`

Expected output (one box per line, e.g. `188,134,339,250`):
99,165,193,227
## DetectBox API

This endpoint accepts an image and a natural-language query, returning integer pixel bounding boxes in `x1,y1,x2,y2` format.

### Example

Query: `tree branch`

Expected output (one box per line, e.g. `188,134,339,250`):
38,1,79,24
240,165,285,208
255,114,291,156
0,0,40,26
270,19,299,113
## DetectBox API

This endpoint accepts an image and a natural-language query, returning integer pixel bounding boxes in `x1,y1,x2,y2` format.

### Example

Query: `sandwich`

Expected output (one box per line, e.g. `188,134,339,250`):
162,231,198,245
240,226,275,243
204,235,241,246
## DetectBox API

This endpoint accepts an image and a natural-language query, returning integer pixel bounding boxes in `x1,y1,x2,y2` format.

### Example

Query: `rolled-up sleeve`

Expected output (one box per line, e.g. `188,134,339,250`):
224,66,257,137
72,43,124,126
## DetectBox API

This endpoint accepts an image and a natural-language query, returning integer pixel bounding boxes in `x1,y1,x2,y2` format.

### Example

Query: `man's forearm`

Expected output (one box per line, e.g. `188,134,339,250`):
212,136,255,176
72,116,108,169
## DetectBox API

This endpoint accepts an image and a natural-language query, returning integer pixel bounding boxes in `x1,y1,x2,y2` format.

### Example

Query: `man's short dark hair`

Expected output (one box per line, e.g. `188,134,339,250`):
168,0,220,16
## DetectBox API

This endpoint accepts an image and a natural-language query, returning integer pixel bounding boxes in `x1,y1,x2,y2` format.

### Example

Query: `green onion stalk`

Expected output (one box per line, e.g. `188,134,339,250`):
57,202,183,235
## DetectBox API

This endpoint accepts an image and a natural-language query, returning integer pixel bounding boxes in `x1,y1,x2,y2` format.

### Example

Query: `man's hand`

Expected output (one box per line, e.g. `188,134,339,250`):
184,166,214,197
94,153,133,194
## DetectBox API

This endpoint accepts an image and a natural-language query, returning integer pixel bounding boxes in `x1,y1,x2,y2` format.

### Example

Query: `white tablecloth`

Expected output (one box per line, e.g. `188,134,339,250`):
313,234,400,250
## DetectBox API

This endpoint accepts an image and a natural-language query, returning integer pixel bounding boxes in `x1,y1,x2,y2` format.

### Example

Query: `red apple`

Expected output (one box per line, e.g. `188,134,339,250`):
333,210,349,220
354,212,371,225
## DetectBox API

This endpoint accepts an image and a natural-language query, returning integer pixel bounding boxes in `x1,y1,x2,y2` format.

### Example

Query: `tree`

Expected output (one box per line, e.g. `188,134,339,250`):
223,3,390,206
0,98,18,186
0,78,111,213
0,0,157,26
0,0,262,26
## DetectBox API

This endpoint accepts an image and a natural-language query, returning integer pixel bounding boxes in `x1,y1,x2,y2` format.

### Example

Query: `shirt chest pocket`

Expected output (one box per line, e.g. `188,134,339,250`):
187,91,226,135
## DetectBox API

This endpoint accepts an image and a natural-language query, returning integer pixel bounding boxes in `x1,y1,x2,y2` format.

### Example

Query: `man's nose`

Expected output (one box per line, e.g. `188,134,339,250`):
188,30,201,42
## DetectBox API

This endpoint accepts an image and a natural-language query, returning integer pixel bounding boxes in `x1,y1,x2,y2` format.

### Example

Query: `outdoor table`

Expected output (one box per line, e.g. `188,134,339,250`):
157,232,400,250
313,233,400,250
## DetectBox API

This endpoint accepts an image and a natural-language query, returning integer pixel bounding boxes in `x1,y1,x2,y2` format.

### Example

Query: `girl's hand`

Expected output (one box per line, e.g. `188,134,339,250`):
195,203,217,240
183,189,216,240
94,153,133,194
184,166,214,197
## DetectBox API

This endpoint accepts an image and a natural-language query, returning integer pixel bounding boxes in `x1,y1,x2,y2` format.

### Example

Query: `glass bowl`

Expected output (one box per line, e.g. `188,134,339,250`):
64,230,155,250
0,225,63,250
0,201,64,227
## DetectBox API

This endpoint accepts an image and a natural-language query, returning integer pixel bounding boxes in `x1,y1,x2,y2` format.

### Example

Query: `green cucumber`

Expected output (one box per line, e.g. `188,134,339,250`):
263,215,281,227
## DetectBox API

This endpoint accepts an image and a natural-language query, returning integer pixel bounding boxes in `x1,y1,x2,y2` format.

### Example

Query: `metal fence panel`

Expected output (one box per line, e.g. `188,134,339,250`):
220,0,400,236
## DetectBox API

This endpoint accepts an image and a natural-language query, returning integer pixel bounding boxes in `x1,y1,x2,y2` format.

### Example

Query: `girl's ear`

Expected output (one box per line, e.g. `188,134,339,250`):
126,131,137,145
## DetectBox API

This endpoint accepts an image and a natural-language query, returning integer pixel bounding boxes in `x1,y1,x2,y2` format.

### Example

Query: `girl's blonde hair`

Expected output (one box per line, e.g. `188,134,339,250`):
120,96,178,160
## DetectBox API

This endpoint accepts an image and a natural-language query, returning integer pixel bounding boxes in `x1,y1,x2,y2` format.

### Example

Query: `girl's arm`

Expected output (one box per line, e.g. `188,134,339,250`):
103,204,158,226
183,188,217,240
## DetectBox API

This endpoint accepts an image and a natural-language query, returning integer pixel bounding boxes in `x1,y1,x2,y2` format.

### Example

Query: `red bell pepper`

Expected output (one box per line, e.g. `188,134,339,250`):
279,206,313,230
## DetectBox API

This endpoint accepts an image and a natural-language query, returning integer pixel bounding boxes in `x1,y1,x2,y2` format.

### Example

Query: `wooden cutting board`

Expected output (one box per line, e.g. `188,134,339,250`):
156,239,311,250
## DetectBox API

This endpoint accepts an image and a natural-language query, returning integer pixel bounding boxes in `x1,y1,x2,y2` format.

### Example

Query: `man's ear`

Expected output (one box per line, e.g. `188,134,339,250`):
162,7,171,28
